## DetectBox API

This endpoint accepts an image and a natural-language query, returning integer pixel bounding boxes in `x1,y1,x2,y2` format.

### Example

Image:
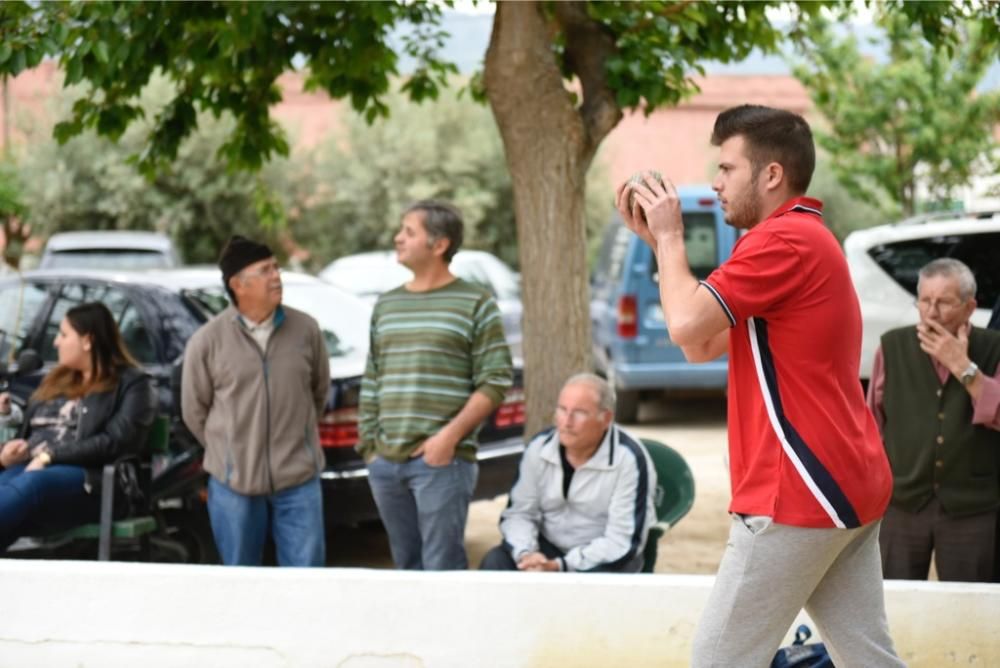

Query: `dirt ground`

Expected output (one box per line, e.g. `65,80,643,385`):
464,395,732,574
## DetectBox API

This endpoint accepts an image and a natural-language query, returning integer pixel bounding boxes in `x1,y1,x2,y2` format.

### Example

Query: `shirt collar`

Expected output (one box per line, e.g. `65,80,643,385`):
541,424,617,470
766,196,824,221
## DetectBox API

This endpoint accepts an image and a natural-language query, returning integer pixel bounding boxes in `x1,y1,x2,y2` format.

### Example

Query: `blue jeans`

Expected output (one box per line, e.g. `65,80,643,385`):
367,456,478,570
207,476,325,567
0,463,99,549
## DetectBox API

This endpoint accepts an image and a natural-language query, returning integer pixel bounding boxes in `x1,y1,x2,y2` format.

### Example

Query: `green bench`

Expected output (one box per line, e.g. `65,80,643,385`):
19,415,170,561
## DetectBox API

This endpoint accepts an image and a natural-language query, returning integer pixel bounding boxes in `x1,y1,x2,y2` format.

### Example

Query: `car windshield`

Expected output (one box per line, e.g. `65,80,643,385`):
183,282,370,359
44,250,172,271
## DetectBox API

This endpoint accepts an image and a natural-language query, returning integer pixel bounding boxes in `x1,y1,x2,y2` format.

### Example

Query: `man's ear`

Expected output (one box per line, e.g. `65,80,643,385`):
762,162,784,193
431,236,451,259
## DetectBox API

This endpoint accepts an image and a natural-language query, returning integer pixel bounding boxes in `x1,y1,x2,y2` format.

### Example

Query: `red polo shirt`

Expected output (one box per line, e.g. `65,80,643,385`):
702,196,892,528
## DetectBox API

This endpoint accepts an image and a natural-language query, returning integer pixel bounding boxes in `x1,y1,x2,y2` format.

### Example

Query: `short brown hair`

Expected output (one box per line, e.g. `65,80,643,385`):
711,105,815,194
403,200,464,263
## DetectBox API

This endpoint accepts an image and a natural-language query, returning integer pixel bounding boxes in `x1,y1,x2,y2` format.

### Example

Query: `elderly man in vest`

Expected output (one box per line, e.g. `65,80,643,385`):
868,258,1000,582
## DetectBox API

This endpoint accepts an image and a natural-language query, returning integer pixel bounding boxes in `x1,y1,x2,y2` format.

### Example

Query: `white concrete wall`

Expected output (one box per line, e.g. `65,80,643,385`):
1,560,998,667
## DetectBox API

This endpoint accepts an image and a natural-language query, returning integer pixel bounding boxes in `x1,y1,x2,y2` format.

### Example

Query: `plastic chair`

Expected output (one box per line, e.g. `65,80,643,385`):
640,438,695,573
13,415,170,561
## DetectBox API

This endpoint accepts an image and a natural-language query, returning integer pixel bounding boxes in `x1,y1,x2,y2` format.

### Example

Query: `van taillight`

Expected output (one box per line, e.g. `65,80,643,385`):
493,389,526,428
319,407,358,448
617,295,638,339
698,197,716,207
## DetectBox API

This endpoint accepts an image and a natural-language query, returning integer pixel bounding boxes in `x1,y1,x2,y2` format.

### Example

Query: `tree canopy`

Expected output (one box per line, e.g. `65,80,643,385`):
793,11,1000,217
2,0,993,431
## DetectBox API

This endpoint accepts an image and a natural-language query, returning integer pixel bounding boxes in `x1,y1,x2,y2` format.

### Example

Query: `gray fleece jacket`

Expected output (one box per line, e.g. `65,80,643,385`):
182,304,330,496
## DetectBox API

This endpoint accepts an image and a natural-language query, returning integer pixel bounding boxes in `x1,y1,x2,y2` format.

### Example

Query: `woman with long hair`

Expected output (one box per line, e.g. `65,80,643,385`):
0,302,157,549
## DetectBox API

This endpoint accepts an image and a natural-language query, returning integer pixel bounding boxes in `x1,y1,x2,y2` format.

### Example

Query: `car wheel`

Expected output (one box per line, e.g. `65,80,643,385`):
162,507,219,564
616,389,640,423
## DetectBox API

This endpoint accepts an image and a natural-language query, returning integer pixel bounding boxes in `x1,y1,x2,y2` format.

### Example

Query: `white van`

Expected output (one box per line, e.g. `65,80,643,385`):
844,210,1000,381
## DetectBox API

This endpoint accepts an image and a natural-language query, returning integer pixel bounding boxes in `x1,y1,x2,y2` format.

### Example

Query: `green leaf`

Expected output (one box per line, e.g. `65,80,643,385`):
0,44,11,66
94,41,110,64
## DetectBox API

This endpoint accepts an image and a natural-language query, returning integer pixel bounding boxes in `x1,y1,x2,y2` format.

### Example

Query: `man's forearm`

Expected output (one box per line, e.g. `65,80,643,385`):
656,234,707,346
440,391,497,444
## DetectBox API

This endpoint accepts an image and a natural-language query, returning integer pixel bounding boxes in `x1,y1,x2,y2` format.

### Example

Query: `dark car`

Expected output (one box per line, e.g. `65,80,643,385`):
0,268,525,559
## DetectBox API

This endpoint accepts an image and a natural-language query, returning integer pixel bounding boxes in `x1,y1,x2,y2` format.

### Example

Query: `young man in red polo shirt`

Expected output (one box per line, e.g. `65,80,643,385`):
618,105,903,667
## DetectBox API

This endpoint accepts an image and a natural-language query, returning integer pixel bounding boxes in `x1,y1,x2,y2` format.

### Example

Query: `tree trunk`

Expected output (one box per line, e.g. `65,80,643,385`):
484,2,618,435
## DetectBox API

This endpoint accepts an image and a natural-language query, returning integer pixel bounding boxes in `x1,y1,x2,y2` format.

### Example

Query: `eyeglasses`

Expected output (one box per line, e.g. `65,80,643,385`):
914,297,965,314
554,406,601,423
240,262,282,280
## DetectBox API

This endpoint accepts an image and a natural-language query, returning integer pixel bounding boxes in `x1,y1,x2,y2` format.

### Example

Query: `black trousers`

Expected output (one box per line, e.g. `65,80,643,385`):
479,534,643,572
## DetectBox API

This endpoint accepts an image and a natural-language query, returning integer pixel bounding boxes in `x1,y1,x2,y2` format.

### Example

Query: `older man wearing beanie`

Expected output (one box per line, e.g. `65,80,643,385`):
182,235,330,566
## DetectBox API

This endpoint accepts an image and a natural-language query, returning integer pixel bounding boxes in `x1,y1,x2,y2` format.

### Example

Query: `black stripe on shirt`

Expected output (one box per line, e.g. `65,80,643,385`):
583,427,650,572
751,318,861,529
700,280,736,327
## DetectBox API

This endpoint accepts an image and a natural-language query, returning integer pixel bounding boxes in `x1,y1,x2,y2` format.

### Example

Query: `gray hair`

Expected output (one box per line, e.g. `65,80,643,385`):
918,258,977,301
563,373,616,414
403,200,464,263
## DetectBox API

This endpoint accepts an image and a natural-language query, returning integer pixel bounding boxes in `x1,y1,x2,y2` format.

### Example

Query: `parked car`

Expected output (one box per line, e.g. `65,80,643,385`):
0,268,526,560
39,231,181,270
844,209,1000,381
319,249,523,360
590,185,738,422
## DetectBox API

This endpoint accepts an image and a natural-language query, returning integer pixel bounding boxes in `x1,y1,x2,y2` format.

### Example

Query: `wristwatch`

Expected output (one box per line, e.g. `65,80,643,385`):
959,361,980,386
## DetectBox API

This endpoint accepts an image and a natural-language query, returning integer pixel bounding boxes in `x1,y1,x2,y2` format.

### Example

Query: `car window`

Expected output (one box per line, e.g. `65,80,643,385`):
594,223,631,286
650,211,719,281
39,284,158,365
43,250,172,271
183,288,231,318
868,231,1000,306
0,281,49,364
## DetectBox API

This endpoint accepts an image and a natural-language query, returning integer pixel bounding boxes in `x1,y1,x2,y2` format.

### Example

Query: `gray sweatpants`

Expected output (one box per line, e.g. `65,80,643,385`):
691,515,905,668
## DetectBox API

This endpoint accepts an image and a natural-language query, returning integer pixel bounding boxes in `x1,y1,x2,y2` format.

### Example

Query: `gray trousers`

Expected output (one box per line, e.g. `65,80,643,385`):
692,515,905,668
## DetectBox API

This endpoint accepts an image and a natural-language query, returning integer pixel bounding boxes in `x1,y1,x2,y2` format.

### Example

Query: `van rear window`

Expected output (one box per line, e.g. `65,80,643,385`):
650,212,719,280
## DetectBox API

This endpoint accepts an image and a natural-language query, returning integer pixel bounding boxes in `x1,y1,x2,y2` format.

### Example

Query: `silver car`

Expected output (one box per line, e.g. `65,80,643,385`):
39,231,181,270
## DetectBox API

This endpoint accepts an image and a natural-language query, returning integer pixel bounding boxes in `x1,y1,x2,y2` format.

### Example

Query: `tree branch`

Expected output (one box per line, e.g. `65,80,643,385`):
553,2,621,160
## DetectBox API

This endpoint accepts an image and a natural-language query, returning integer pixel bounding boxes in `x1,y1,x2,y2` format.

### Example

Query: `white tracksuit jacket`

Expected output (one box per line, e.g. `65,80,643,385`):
500,424,657,572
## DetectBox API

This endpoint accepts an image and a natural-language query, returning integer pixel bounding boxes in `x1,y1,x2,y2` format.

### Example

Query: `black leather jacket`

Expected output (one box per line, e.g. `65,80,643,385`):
18,366,157,488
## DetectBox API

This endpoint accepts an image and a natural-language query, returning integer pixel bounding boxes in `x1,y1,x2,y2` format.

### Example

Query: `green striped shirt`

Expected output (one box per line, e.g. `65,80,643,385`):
357,278,514,462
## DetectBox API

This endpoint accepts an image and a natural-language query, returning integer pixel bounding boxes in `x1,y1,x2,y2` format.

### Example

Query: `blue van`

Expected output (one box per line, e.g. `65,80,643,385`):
590,185,738,422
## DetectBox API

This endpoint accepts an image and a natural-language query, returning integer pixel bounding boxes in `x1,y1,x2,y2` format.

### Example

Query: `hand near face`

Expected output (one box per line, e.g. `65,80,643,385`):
917,319,970,374
615,180,657,251
626,171,685,243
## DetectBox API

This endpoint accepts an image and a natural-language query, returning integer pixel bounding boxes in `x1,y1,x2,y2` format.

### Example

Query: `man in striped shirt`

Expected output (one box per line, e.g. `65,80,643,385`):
358,201,513,570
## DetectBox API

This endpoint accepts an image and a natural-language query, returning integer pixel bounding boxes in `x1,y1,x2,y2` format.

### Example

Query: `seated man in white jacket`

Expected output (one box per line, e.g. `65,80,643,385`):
480,373,657,573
